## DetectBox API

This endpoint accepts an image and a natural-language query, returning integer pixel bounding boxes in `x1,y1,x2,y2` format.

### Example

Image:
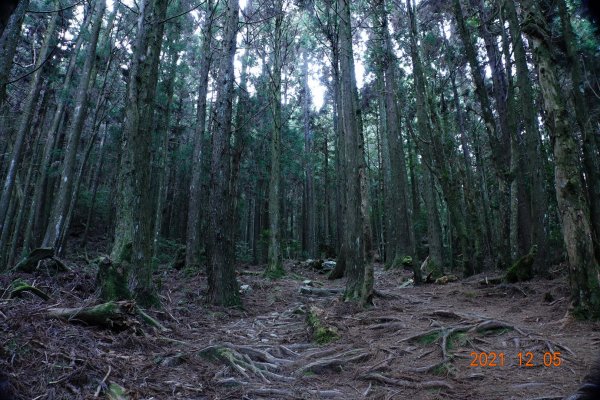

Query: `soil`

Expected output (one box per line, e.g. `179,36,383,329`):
1,254,598,400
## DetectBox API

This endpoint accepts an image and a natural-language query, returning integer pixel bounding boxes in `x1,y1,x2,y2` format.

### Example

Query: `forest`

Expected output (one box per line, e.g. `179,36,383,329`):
1,0,600,398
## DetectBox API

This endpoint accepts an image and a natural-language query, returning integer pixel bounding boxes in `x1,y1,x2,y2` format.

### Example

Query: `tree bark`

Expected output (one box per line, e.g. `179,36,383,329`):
337,0,372,304
0,0,29,108
379,0,414,265
503,0,547,267
186,0,215,268
406,0,442,276
206,0,241,306
43,0,106,250
110,0,169,306
0,7,58,238
452,0,511,267
557,0,600,260
520,0,600,316
302,51,317,259
266,0,285,277
23,6,94,252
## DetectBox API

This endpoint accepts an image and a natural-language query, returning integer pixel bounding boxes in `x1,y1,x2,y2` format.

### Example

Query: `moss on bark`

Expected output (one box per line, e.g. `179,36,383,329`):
306,306,339,344
96,257,130,301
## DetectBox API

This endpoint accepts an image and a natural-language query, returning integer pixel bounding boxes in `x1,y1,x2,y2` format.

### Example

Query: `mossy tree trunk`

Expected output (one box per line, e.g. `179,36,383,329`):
110,0,169,306
520,0,600,317
503,0,547,269
557,0,600,260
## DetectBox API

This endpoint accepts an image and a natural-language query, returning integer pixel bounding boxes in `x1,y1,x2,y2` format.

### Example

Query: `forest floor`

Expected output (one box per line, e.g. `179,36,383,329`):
1,250,599,400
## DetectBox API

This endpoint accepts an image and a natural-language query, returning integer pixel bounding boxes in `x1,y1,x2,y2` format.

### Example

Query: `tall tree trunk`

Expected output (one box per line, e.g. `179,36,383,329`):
0,0,29,108
110,0,168,305
23,7,94,251
186,0,215,268
206,0,241,306
452,0,510,267
379,0,414,266
82,126,107,249
557,0,600,259
153,19,180,256
301,51,317,259
376,73,391,262
503,0,547,267
328,40,348,280
0,8,58,237
521,0,600,316
43,0,106,250
406,0,442,275
267,0,285,277
337,0,372,305
5,85,50,265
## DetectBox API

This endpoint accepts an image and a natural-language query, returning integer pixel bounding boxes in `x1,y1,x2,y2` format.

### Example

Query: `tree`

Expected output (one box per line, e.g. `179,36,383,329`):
520,0,600,316
374,0,414,270
110,0,169,305
206,0,241,306
0,5,59,264
337,0,372,305
405,0,443,274
266,0,285,278
0,0,29,108
43,0,107,251
186,0,216,268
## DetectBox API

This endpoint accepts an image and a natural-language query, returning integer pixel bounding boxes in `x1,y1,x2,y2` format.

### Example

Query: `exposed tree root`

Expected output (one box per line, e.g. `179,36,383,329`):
247,387,344,398
199,344,293,383
373,289,402,299
407,359,448,373
400,312,575,384
136,307,169,332
294,349,370,376
47,301,140,331
368,321,406,331
362,373,453,390
400,317,531,365
299,286,344,296
222,342,294,366
13,248,68,273
8,280,50,301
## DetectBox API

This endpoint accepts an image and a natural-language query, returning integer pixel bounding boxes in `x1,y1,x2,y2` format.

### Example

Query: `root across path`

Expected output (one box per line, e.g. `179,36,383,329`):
0,262,598,399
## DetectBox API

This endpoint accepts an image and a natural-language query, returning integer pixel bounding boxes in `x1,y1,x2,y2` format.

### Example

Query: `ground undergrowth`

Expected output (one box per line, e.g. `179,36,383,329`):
1,252,598,399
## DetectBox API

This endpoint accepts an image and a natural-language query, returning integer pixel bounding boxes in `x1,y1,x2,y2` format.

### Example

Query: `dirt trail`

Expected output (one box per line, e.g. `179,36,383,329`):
1,260,599,399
